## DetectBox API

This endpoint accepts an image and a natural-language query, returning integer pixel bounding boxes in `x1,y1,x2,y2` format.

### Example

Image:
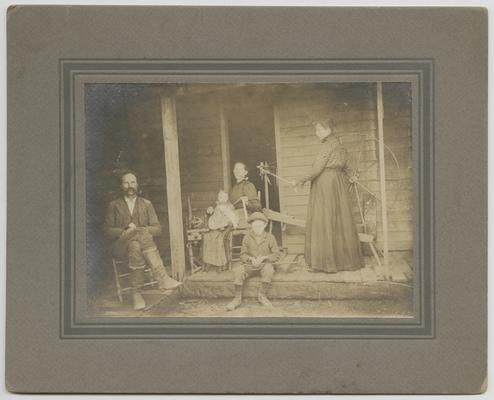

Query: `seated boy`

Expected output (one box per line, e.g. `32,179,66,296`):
226,212,280,311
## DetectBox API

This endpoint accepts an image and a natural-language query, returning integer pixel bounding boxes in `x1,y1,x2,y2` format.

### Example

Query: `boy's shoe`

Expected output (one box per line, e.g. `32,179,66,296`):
226,296,242,311
258,294,273,307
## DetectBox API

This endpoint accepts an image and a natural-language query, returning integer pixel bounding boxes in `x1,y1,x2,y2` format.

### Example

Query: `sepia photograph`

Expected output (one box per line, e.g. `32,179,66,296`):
85,81,414,318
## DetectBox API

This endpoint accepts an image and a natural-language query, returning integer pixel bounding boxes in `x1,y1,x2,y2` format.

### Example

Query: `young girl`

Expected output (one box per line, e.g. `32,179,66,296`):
202,190,239,272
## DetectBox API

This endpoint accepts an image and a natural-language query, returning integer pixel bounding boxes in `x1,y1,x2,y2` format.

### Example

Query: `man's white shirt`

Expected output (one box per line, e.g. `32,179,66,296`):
124,196,137,215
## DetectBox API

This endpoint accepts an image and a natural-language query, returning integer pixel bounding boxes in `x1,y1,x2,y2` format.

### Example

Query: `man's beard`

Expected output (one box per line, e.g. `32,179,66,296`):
124,187,137,196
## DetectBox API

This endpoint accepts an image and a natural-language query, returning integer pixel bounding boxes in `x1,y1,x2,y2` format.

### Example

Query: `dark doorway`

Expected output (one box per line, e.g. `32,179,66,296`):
227,102,282,242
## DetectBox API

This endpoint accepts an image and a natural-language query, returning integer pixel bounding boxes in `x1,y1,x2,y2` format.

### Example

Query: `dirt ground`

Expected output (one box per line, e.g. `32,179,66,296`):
93,293,414,318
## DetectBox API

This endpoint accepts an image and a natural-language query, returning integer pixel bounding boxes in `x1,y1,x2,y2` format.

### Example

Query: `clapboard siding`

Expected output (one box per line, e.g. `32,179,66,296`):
176,98,223,218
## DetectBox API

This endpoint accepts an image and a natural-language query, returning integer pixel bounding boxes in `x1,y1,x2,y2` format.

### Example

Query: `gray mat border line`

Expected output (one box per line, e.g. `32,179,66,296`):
60,59,434,339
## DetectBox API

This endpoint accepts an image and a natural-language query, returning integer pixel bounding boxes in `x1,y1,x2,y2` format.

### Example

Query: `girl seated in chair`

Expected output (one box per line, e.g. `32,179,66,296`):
202,190,239,272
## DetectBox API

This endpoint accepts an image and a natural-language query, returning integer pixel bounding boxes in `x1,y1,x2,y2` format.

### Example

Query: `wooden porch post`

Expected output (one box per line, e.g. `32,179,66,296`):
160,92,186,281
219,105,231,192
272,102,286,247
376,81,391,280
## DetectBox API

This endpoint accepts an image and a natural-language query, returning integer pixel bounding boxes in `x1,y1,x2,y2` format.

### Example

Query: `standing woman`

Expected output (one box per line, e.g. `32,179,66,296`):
296,120,364,273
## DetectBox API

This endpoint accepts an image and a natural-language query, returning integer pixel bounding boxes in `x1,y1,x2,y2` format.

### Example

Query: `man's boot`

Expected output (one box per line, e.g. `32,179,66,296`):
142,247,182,291
258,282,273,307
129,265,146,310
226,285,243,311
132,291,146,310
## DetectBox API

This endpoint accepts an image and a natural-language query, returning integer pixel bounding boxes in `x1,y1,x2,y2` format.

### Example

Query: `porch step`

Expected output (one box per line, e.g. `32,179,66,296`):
181,266,412,300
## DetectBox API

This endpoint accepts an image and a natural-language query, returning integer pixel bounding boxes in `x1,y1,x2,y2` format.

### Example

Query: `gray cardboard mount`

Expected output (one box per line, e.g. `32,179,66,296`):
6,6,487,394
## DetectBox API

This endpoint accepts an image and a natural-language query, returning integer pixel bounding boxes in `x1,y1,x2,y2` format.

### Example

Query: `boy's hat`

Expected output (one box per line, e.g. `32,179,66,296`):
247,211,268,224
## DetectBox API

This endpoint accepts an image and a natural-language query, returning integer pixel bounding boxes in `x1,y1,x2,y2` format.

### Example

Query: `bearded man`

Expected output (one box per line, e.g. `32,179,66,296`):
104,171,181,310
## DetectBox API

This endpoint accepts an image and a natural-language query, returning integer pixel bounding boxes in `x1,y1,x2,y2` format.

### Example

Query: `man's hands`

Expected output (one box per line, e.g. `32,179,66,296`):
240,196,249,204
120,222,138,238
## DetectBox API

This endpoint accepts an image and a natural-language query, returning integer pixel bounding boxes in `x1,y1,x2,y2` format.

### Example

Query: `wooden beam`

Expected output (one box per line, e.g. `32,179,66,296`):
175,83,285,98
263,208,306,228
376,81,391,280
219,105,231,192
273,102,286,248
160,94,186,281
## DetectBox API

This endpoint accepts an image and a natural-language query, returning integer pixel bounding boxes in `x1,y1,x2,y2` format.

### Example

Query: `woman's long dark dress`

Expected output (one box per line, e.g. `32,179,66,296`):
304,135,364,273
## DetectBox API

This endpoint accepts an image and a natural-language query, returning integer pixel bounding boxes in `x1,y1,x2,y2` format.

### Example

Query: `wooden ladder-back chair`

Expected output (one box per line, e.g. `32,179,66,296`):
111,259,158,303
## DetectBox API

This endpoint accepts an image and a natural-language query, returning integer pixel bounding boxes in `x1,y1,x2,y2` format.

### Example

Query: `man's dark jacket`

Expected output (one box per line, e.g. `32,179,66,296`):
104,197,162,241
